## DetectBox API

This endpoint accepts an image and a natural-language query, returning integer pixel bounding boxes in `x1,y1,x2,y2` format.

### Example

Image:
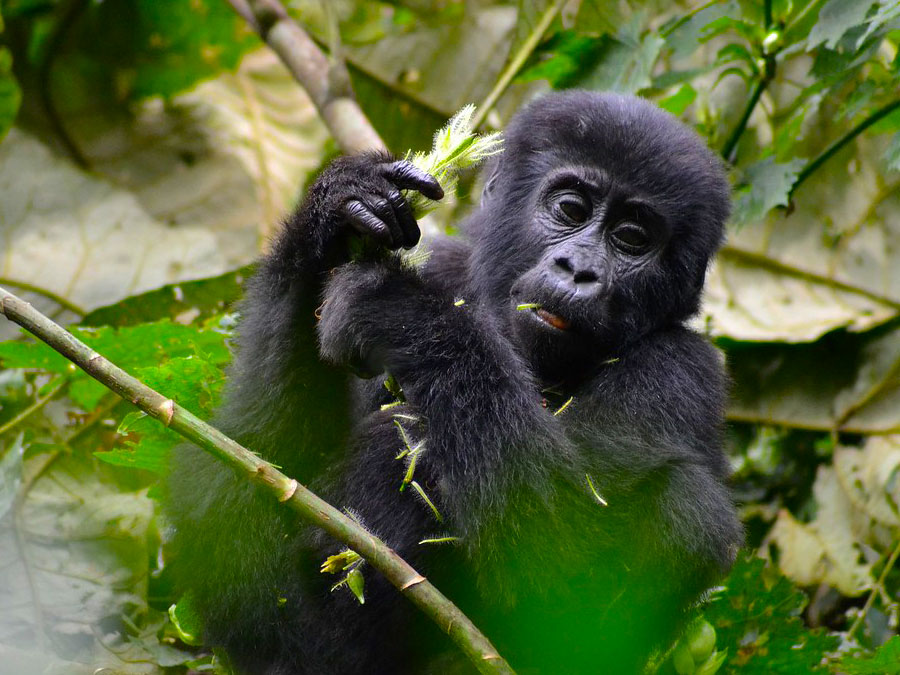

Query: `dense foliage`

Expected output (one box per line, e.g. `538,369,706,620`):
0,1,898,673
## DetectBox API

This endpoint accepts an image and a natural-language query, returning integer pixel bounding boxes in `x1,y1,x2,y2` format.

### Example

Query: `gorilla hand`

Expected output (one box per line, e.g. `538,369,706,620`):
318,154,443,251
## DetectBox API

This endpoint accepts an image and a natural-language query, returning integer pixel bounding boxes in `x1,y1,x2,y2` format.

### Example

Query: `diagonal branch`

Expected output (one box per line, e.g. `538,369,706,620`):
0,285,514,675
226,0,385,154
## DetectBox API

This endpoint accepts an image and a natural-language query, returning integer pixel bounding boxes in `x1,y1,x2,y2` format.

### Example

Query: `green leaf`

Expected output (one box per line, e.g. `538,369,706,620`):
732,158,805,227
516,30,598,87
344,5,518,152
169,594,203,647
663,1,739,60
0,452,155,660
724,326,900,434
579,31,664,94
73,0,258,100
836,637,900,674
657,84,697,115
96,353,227,473
806,0,877,50
346,567,365,605
83,266,251,327
705,554,839,674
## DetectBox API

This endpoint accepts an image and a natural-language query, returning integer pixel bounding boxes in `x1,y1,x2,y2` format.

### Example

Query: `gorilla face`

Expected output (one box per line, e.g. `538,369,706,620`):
469,91,731,383
508,164,674,378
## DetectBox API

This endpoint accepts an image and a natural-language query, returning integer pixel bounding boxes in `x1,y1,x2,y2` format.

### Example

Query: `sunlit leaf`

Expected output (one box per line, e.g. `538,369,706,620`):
704,555,839,674
731,158,805,227
806,0,876,50
836,636,900,674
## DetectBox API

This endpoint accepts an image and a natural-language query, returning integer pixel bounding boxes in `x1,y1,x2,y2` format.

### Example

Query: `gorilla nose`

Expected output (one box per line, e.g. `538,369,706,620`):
552,256,600,290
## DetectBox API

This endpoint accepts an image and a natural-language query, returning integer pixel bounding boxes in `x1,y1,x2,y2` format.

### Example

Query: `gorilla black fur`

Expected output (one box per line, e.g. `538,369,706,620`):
164,90,743,674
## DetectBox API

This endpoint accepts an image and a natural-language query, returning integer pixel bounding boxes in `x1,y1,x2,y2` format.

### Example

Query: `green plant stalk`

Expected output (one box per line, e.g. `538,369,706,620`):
0,286,515,675
790,98,900,199
721,64,772,162
847,537,900,640
471,0,566,130
0,376,68,444
0,278,86,316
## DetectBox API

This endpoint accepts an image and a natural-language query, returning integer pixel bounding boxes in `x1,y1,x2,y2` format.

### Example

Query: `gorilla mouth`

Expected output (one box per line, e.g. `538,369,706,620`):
535,308,571,331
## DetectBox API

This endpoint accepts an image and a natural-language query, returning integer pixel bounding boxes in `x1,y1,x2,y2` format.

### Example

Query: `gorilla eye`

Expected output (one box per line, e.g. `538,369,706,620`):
557,196,590,223
610,223,652,254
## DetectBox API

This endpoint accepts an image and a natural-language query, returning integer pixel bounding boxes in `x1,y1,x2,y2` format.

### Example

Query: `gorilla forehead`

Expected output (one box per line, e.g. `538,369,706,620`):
499,91,730,227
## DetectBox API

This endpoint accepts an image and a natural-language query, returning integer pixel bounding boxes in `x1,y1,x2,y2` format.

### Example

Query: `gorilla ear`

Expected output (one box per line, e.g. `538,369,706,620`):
480,161,501,206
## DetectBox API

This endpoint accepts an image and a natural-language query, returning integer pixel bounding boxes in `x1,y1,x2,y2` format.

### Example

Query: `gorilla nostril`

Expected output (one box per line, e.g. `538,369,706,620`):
573,269,598,285
554,257,573,273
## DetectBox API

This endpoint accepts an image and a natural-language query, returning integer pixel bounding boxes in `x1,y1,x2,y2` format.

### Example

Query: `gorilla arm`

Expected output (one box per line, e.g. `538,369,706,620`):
317,259,574,540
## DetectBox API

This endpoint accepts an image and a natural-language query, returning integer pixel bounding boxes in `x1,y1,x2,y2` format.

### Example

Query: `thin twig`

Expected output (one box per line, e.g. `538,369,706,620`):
0,286,514,675
0,377,68,446
226,0,384,154
0,278,86,317
789,98,900,200
471,0,565,130
721,57,774,162
847,538,900,641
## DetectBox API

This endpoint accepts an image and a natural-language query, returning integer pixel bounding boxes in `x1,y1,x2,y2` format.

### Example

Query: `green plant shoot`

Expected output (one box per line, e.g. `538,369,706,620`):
404,104,504,219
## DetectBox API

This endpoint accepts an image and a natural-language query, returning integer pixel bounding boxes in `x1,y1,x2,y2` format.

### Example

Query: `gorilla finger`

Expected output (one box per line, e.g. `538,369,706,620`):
369,196,405,249
382,160,444,201
342,200,392,246
387,189,421,248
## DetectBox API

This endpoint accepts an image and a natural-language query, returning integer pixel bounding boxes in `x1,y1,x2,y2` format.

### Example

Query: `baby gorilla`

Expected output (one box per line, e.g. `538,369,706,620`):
164,90,742,674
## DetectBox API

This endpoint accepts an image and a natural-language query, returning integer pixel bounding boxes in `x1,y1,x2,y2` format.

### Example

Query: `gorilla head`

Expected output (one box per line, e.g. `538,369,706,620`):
468,91,731,381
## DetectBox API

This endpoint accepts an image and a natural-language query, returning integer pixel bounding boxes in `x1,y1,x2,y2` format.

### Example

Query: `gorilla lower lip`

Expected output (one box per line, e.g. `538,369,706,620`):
536,308,571,330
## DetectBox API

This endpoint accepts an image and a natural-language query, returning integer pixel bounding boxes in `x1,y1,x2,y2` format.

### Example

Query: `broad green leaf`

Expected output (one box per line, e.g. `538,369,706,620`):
770,465,874,595
95,353,227,473
662,1,739,60
70,0,258,100
83,266,252,327
658,83,697,116
0,452,154,665
0,317,230,414
570,0,624,36
705,555,839,674
704,135,900,343
0,129,230,333
344,6,520,151
731,158,805,227
579,31,664,94
806,0,877,50
836,636,900,674
726,325,900,433
516,30,599,87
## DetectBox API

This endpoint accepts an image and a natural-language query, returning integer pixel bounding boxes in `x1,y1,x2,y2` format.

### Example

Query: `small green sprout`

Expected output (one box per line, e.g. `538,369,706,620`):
410,480,443,522
320,549,361,575
516,302,541,311
404,104,504,219
553,396,574,416
586,474,608,506
321,549,366,605
419,536,460,545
